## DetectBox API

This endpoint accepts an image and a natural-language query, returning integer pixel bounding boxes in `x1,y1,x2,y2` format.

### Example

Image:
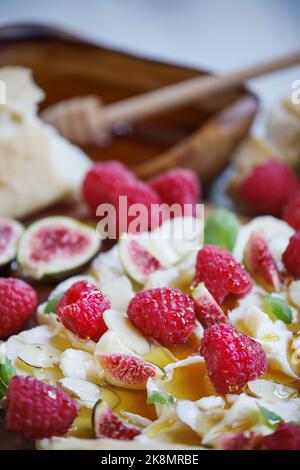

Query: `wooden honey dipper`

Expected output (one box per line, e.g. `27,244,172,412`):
41,51,300,146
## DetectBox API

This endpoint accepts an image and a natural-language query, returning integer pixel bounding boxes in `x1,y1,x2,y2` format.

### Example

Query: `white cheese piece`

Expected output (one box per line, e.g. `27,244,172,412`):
266,99,300,166
203,392,300,445
0,66,91,218
289,280,300,309
99,275,134,312
0,66,44,121
243,305,298,378
90,245,124,282
59,348,101,382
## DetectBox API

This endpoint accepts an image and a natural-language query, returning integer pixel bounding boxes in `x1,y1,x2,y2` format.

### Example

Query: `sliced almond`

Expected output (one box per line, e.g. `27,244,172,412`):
103,310,150,355
17,343,61,368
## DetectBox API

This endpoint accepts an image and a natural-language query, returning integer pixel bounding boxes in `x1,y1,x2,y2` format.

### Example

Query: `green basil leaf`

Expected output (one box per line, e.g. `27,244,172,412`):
0,354,17,398
147,390,174,405
258,404,283,429
263,295,293,324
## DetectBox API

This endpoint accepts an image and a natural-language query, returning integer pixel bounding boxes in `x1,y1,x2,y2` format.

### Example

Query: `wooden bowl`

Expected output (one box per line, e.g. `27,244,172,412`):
0,23,258,188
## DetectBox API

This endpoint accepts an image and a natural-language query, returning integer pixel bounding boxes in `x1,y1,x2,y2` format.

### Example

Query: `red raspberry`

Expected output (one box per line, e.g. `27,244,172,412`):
82,160,162,236
0,278,38,339
194,245,252,305
127,287,196,345
56,280,110,342
283,189,300,230
6,376,78,439
150,168,201,216
263,423,300,450
200,323,267,394
82,161,136,213
240,159,299,215
220,431,263,450
282,232,300,278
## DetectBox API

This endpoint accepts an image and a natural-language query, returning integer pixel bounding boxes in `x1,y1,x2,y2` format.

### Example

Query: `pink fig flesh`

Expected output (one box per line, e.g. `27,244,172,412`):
93,400,141,440
97,353,162,390
192,282,228,328
244,231,281,292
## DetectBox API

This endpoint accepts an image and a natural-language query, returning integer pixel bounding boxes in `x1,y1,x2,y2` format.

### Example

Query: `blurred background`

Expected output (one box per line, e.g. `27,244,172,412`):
1,0,300,119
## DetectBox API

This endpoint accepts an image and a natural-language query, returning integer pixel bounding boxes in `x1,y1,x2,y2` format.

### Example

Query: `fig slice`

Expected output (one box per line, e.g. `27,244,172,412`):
191,282,228,328
0,218,24,267
96,353,163,390
119,237,162,284
92,399,141,440
244,231,282,292
17,216,101,280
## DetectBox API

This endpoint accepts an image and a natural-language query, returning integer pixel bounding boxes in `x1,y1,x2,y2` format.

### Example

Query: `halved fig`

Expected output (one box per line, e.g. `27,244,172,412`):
119,237,162,284
244,231,281,292
17,216,101,280
96,353,163,390
92,399,141,440
0,218,24,267
191,282,228,328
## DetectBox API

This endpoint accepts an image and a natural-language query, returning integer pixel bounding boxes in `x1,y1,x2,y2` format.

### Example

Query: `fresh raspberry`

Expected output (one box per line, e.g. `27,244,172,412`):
56,280,110,342
0,278,38,339
263,423,300,450
194,245,252,305
220,431,263,450
127,287,196,345
282,232,300,278
82,160,136,213
6,376,78,439
150,168,201,216
200,323,267,394
283,189,300,230
239,160,299,215
82,160,162,236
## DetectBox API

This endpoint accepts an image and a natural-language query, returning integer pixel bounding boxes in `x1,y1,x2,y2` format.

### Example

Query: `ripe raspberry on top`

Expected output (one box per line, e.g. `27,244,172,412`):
200,323,267,394
127,287,196,346
56,280,110,342
283,189,300,230
282,231,300,278
82,160,136,213
150,168,201,216
239,159,299,216
194,245,252,305
0,277,38,339
6,376,78,439
82,160,162,236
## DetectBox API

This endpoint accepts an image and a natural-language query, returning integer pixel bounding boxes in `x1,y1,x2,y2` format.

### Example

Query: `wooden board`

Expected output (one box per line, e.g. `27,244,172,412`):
0,23,258,450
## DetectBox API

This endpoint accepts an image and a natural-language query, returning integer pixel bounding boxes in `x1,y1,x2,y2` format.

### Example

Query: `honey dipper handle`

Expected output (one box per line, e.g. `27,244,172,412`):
103,50,300,124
